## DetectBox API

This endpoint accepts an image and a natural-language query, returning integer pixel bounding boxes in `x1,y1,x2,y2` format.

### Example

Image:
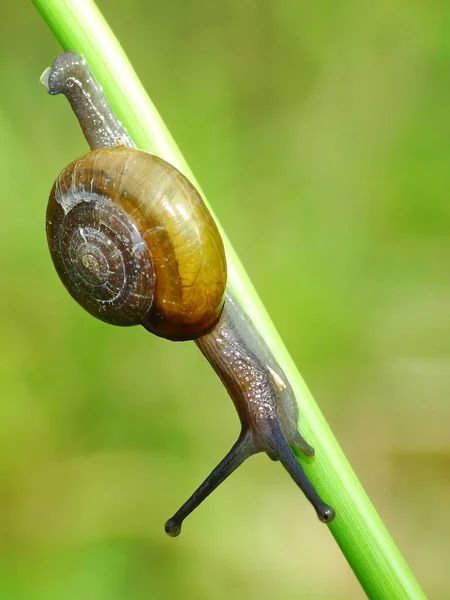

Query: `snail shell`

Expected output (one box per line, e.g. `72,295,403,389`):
46,146,227,341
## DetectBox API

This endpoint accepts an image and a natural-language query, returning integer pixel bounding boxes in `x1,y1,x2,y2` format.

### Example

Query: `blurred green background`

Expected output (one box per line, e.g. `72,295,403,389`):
0,1,449,598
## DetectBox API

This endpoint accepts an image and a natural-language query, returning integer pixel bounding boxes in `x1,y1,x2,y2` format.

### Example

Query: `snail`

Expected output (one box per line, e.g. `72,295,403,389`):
41,52,335,536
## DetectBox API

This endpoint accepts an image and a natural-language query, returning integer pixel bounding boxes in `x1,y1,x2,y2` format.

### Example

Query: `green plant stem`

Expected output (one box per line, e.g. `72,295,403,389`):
32,1,426,598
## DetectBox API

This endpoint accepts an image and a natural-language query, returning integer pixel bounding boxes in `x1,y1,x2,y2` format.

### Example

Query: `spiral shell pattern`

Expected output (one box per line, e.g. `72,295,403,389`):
46,147,227,340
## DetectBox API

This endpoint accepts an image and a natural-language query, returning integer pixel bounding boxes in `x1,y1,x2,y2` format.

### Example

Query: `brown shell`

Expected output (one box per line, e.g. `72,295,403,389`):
46,147,227,341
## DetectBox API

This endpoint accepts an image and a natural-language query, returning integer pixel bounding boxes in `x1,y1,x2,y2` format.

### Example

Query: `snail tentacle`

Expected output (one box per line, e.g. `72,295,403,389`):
165,429,256,537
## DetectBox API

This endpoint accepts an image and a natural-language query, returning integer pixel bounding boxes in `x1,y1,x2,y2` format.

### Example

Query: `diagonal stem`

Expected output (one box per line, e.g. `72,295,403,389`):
31,1,427,599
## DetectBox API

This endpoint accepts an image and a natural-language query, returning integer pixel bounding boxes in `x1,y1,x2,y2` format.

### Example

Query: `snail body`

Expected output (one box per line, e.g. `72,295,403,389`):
42,52,335,536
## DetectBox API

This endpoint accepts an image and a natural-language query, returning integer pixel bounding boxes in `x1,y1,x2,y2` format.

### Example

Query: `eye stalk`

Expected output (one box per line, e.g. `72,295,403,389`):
43,51,335,535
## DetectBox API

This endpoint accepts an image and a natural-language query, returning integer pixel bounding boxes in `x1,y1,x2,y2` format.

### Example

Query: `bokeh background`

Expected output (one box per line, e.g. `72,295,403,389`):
1,1,449,598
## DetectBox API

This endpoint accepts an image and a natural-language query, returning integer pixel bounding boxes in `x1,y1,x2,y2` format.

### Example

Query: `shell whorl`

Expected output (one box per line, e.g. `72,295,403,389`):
46,147,227,340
